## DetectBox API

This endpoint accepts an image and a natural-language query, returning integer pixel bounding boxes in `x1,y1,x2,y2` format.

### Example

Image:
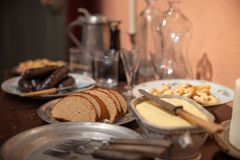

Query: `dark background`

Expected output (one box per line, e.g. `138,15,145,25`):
0,0,101,75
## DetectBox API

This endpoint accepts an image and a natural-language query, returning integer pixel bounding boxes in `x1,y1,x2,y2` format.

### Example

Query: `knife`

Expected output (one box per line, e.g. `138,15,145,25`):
139,89,223,134
20,84,93,97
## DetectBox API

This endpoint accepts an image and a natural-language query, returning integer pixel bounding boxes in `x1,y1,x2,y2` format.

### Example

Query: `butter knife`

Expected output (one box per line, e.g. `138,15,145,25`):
139,89,223,134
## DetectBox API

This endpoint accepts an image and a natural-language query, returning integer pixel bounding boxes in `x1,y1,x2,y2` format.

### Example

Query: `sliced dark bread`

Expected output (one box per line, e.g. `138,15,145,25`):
96,88,123,116
72,92,110,121
85,89,118,123
51,95,97,122
109,89,128,114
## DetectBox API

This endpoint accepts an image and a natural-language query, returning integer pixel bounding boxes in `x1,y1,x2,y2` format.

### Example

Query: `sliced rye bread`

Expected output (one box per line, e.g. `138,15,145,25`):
85,89,118,123
72,92,110,121
51,95,97,122
96,88,123,116
109,89,128,114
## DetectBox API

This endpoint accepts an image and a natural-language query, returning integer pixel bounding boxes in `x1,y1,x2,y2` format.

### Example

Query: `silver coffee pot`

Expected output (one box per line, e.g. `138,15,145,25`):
68,8,111,51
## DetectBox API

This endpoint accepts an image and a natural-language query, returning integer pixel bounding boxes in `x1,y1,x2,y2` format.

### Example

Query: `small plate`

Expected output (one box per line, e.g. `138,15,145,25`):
37,99,136,125
0,122,142,160
214,120,240,159
1,73,96,99
132,79,234,107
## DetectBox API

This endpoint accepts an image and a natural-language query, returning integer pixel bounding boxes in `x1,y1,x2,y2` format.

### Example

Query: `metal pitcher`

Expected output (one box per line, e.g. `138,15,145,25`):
68,8,110,51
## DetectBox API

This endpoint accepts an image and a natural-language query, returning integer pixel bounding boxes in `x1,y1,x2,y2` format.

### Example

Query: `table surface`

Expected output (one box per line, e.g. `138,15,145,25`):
0,70,238,160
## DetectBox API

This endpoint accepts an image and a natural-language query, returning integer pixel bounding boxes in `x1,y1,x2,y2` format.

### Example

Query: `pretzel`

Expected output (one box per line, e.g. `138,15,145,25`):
150,83,218,105
151,84,171,96
193,92,217,105
173,84,195,98
195,85,211,95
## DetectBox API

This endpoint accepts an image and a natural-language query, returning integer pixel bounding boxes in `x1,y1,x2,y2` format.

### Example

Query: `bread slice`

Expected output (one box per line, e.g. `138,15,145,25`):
85,89,118,123
51,95,97,122
96,88,123,116
109,89,128,114
72,92,110,121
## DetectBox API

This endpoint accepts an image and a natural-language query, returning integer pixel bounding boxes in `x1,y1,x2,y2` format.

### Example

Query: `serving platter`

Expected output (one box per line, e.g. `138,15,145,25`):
0,122,142,160
1,73,95,99
37,98,136,125
132,79,234,107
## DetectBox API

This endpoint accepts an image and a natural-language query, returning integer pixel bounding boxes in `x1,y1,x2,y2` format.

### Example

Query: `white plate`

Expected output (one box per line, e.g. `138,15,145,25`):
132,79,234,107
1,73,96,99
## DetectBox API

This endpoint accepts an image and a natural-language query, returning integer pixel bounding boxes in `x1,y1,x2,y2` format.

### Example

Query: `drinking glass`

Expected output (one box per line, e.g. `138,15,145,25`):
120,49,141,97
94,50,119,88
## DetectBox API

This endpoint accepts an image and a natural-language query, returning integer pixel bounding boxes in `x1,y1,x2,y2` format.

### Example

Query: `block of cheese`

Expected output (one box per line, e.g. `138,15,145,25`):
136,98,209,128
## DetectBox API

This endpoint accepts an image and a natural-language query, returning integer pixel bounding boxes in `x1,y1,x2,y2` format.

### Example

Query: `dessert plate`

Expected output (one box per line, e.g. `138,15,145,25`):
1,73,95,99
0,122,142,160
132,79,234,107
37,98,136,126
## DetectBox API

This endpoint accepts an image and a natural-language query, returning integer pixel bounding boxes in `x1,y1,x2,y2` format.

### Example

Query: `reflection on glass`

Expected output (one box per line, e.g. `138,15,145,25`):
137,0,163,81
154,0,193,79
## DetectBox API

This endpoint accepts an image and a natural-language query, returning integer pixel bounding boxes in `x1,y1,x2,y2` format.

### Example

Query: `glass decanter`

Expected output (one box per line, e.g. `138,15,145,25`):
137,0,163,81
155,0,193,79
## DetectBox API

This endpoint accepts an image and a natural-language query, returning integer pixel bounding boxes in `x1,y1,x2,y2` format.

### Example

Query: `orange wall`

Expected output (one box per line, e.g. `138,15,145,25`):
99,0,240,88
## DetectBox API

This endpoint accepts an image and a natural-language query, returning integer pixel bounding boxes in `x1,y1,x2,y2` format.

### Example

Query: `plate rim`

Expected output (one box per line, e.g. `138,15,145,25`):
1,73,96,98
0,121,142,160
37,98,136,126
132,79,234,107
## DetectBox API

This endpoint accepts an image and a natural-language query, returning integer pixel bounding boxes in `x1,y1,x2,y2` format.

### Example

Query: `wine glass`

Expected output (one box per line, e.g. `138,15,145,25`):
120,49,141,97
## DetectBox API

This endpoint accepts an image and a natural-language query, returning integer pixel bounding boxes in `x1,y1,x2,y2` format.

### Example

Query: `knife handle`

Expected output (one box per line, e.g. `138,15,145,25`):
93,149,143,160
104,144,167,158
20,88,57,97
113,138,172,148
177,110,223,134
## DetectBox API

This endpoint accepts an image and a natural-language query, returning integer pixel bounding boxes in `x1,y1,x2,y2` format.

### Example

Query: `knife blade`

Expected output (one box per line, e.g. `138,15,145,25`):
139,89,183,115
138,89,223,134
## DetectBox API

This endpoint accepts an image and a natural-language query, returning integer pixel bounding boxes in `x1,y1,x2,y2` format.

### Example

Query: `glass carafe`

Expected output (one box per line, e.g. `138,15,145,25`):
155,0,193,79
137,0,163,81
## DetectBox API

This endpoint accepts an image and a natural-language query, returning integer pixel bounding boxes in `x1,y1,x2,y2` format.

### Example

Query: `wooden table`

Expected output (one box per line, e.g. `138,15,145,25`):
0,70,238,160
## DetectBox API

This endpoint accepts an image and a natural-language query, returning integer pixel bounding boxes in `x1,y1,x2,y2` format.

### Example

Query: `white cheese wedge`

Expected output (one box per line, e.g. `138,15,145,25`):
136,98,209,128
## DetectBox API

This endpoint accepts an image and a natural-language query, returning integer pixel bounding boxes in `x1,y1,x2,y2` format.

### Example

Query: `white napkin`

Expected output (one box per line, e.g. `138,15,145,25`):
229,79,240,150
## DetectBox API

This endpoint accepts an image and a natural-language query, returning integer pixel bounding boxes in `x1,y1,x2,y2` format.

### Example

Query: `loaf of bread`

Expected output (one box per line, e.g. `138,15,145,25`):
51,88,127,123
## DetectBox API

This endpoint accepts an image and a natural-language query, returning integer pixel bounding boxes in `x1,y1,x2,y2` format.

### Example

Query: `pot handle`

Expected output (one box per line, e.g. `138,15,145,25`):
67,8,90,47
